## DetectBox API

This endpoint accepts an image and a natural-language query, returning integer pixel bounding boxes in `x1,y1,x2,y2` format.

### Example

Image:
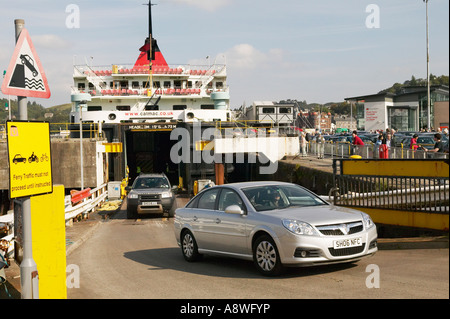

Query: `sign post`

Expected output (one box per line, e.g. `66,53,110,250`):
2,20,51,299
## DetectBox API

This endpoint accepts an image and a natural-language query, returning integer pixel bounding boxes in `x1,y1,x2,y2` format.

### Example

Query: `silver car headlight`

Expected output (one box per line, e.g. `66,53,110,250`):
282,219,318,236
161,191,172,198
128,193,138,199
361,212,375,229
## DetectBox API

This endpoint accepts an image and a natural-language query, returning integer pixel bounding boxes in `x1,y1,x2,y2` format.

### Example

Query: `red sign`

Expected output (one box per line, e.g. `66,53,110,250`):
1,28,51,98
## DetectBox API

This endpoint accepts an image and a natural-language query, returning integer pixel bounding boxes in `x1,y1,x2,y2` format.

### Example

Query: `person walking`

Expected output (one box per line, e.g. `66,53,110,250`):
409,133,419,159
351,130,364,156
410,134,419,150
379,129,391,159
423,133,445,158
316,132,325,159
375,134,383,158
300,131,307,157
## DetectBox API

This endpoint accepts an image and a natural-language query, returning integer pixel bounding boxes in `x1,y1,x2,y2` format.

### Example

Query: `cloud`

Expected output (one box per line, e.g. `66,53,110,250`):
223,44,286,70
32,34,70,50
172,0,232,12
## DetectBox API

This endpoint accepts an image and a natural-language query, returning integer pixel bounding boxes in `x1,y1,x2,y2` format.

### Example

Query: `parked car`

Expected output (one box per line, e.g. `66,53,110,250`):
126,173,177,219
328,135,352,144
174,181,378,276
396,131,415,137
400,135,435,150
391,133,407,147
359,134,377,144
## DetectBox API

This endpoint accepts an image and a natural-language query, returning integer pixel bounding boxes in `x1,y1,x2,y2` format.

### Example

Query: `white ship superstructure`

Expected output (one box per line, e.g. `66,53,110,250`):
70,1,230,125
70,62,230,124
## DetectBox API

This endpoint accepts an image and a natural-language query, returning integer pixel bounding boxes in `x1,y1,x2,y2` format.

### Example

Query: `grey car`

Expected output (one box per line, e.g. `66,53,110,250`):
174,181,377,276
126,173,177,219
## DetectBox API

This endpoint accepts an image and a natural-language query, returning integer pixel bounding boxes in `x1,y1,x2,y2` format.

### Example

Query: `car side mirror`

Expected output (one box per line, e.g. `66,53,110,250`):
225,205,244,215
171,185,178,193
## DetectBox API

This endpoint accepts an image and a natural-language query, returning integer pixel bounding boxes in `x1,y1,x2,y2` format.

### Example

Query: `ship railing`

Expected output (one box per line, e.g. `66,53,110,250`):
71,84,229,98
73,63,226,77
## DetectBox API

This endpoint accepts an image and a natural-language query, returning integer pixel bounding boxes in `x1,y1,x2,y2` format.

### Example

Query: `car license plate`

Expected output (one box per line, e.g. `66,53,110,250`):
142,202,157,206
333,237,362,249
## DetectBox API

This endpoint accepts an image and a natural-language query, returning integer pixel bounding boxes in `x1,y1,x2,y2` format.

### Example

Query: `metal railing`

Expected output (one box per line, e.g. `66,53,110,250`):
0,183,109,259
332,159,449,213
308,141,449,160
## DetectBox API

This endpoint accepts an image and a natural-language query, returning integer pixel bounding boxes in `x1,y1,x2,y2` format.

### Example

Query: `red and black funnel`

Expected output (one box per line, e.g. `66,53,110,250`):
134,0,168,68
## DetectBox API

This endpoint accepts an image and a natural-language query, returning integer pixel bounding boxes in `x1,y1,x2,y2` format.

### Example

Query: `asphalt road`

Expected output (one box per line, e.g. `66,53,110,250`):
66,208,449,300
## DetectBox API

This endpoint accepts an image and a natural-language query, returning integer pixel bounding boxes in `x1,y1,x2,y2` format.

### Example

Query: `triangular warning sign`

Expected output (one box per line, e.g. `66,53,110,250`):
1,28,51,99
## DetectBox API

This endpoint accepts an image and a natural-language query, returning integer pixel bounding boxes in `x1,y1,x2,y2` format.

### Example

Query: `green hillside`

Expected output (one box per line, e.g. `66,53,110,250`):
0,99,72,123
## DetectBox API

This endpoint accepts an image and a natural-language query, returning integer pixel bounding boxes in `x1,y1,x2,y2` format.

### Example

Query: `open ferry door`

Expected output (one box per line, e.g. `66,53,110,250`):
124,124,178,185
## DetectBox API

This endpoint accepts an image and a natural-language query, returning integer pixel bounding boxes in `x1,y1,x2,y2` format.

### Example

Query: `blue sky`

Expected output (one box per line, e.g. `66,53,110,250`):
1,0,448,109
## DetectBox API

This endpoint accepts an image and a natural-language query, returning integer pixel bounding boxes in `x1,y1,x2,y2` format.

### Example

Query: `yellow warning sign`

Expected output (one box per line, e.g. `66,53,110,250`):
7,121,53,198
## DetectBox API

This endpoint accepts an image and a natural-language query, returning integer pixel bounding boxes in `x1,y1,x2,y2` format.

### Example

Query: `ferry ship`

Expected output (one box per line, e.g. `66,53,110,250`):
68,1,232,190
69,2,230,126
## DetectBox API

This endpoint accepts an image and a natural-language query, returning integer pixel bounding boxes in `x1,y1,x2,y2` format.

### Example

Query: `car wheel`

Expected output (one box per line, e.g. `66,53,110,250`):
181,230,201,262
126,205,138,219
253,235,283,276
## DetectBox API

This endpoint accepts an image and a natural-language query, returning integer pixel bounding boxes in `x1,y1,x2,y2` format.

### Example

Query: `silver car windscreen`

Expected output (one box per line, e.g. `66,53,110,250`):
241,185,327,212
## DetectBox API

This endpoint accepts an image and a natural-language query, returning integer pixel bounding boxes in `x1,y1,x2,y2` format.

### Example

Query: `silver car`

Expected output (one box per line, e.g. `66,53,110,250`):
174,181,377,276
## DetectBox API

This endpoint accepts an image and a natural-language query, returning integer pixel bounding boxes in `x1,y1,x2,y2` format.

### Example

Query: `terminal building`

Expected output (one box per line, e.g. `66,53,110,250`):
345,85,449,131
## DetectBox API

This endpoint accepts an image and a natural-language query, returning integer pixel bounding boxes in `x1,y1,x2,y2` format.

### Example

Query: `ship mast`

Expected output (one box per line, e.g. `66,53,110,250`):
144,0,156,96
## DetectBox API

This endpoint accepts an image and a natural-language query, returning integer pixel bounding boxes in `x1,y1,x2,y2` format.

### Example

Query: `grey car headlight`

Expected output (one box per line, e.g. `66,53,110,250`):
361,212,375,229
128,193,138,199
161,191,172,198
282,219,318,236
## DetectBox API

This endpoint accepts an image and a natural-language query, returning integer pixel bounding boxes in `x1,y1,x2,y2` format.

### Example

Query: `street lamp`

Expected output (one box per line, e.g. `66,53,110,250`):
424,0,431,130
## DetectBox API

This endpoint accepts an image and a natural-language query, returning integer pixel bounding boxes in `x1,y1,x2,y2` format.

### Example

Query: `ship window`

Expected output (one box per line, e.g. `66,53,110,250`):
88,82,95,90
201,104,214,110
145,104,159,110
87,106,102,111
216,82,223,89
174,80,181,88
117,105,130,111
173,105,187,110
120,81,128,89
279,107,291,114
132,81,140,89
153,81,161,88
187,81,192,88
143,81,150,88
262,108,275,114
164,81,171,88
78,83,85,90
